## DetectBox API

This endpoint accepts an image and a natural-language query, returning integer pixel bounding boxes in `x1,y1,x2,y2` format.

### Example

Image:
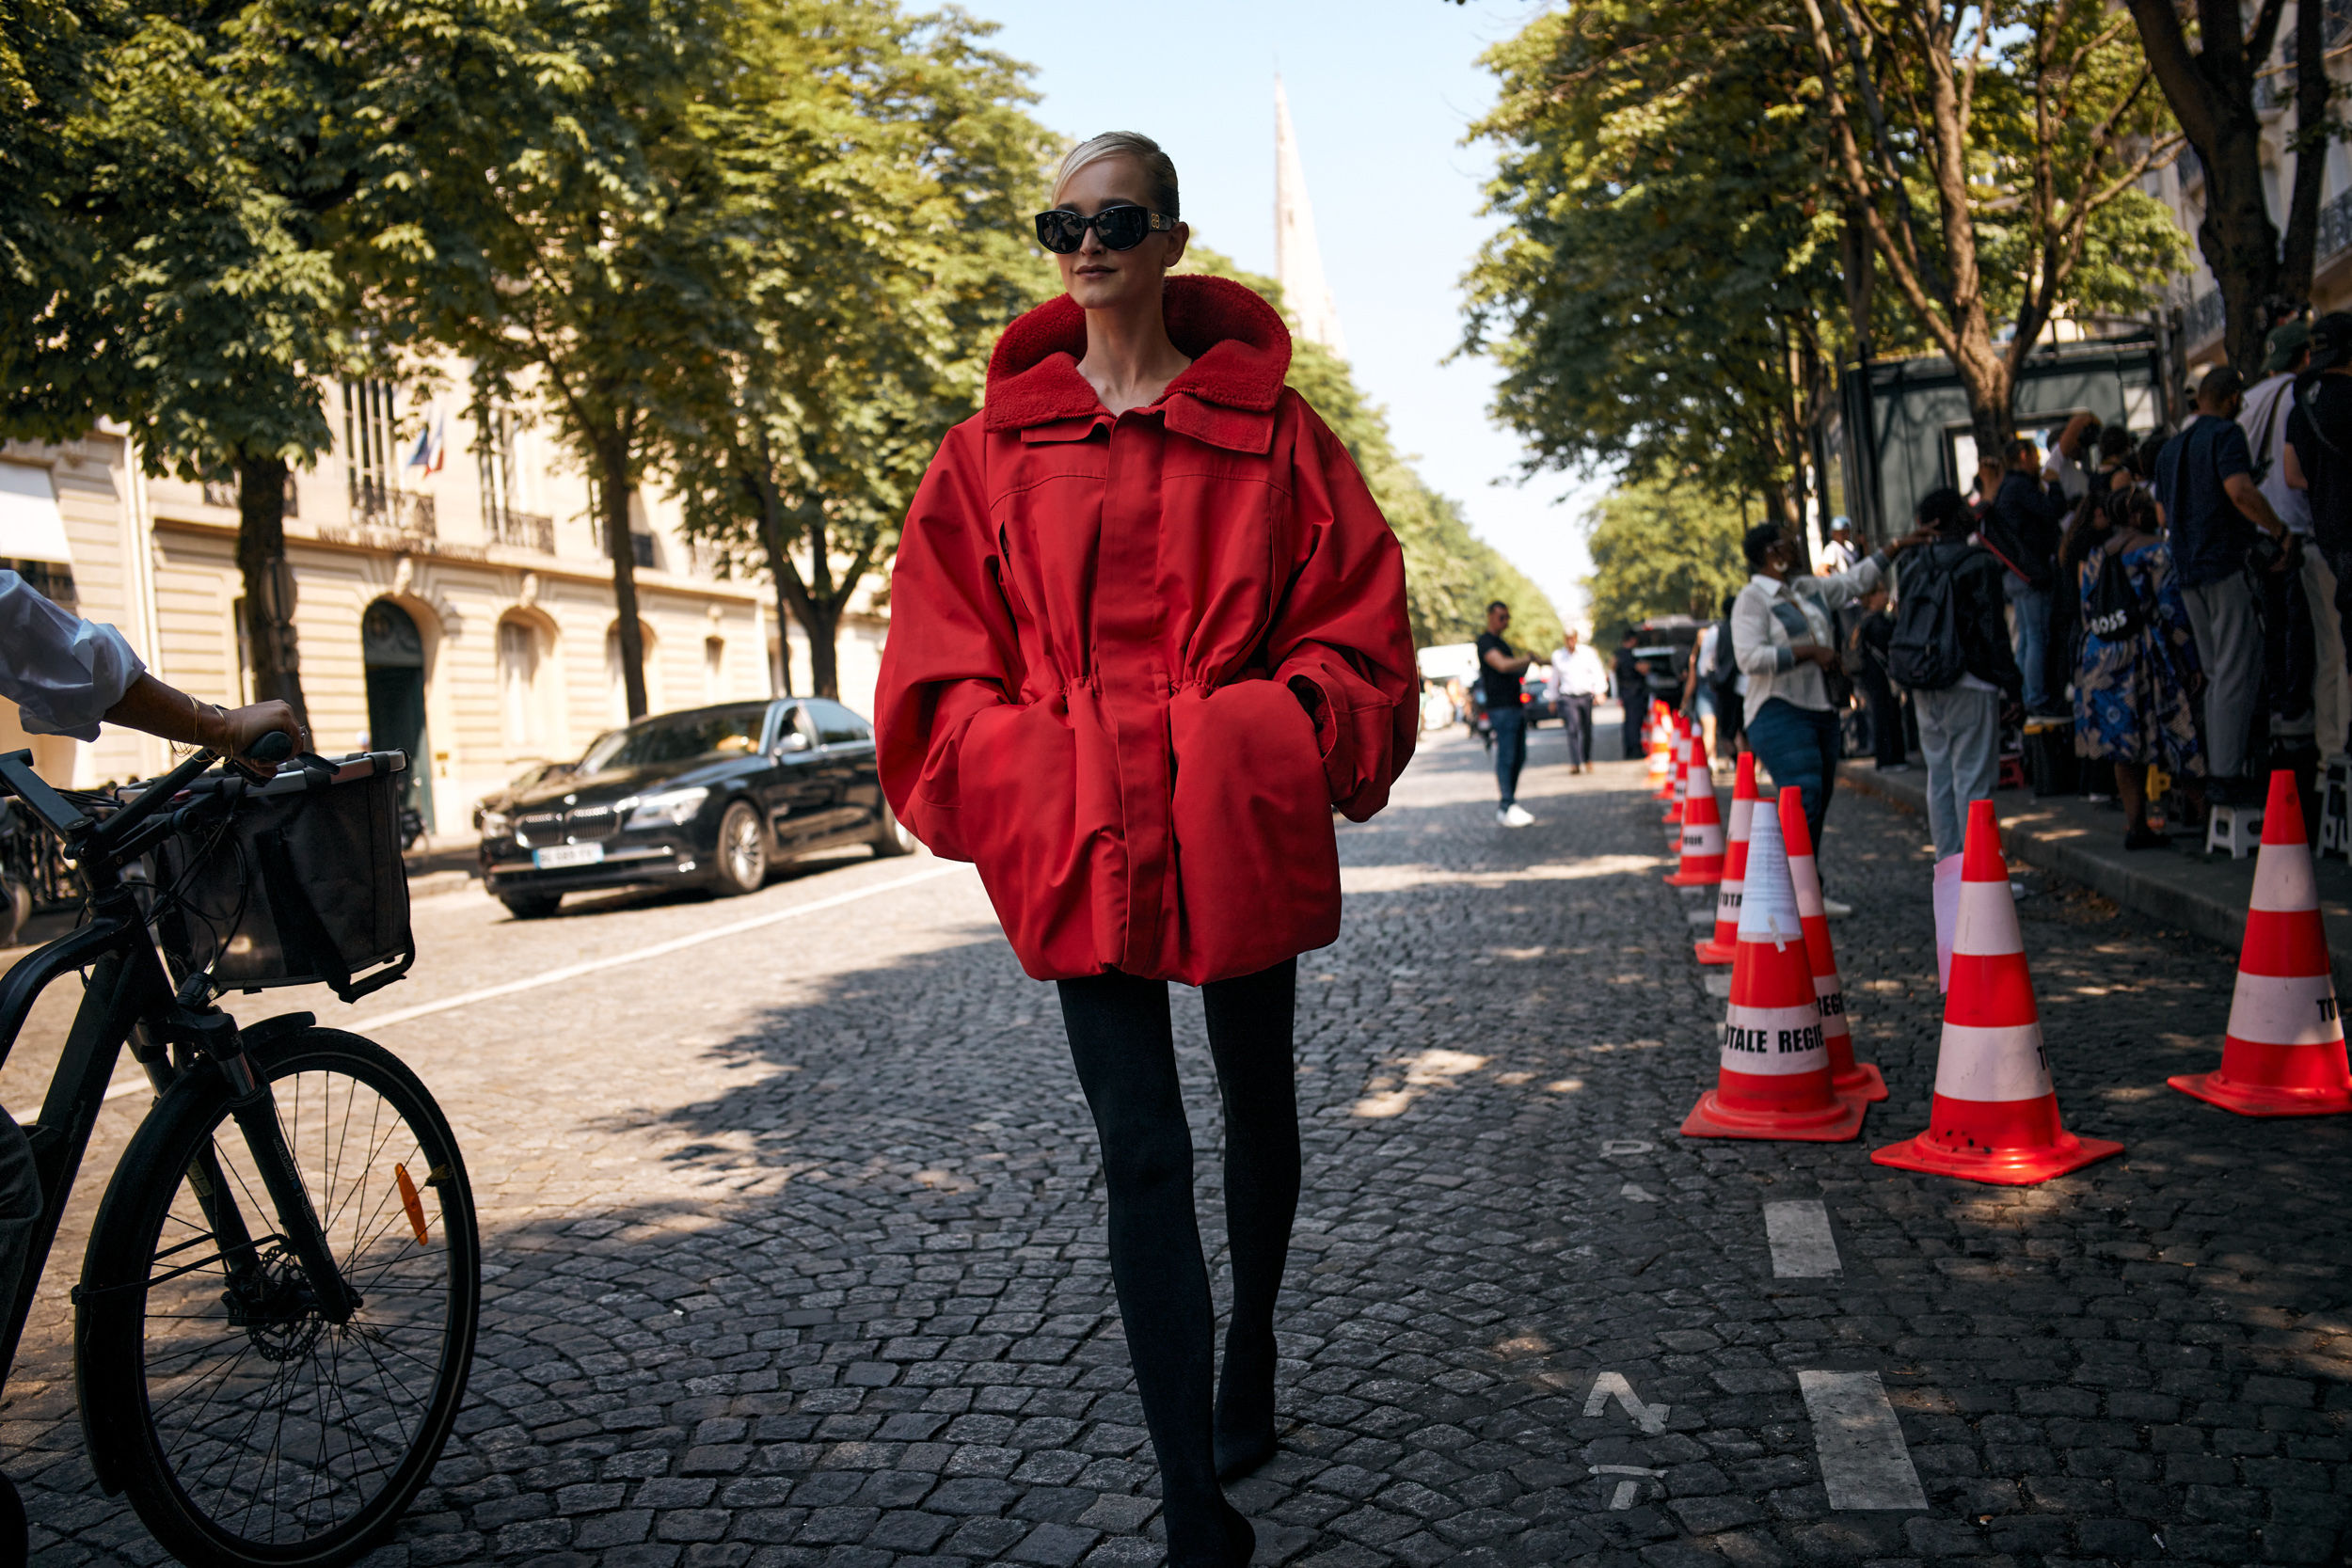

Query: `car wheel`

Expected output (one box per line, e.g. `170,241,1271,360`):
713,800,768,895
501,894,562,921
870,797,917,858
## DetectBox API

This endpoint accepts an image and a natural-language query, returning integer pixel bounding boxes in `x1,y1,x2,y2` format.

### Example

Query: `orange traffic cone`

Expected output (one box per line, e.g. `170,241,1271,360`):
1663,727,1692,824
1681,799,1868,1142
2169,770,2352,1116
1666,749,1727,887
1695,752,1756,965
1650,706,1677,798
1872,800,2122,1183
1778,787,1887,1101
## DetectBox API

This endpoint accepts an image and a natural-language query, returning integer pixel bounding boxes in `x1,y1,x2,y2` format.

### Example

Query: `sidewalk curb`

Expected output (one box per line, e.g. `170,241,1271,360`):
1838,760,2352,980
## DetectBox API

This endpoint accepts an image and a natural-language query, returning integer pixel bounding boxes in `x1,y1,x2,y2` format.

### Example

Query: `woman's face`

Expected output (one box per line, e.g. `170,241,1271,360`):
1052,155,1189,311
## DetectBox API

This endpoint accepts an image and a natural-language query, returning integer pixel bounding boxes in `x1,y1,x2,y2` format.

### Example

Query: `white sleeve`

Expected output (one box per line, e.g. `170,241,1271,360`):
0,570,148,742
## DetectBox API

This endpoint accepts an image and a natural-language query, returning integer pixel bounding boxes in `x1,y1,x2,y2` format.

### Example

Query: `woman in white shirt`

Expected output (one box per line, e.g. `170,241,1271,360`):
1730,522,1931,886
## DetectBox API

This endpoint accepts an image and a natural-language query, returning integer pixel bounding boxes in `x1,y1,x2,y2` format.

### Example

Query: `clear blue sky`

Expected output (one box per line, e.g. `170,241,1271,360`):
961,0,1608,629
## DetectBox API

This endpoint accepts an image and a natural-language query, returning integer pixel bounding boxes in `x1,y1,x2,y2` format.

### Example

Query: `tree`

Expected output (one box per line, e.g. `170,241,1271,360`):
1581,477,1750,643
665,0,1053,699
1462,1,1849,536
1799,0,2184,451
5,0,522,726
2126,0,2336,372
389,0,748,721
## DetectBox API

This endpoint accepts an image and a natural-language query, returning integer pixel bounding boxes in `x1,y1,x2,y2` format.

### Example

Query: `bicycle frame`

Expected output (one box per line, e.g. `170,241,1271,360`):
0,750,362,1495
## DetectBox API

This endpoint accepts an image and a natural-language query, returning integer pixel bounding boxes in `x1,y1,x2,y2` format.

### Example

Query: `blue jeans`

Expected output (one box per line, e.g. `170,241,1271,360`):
1745,697,1841,850
1490,705,1528,806
2005,575,2051,711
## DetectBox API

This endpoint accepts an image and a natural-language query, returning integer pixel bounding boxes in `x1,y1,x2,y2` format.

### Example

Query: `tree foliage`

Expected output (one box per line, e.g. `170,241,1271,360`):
1581,477,1749,644
663,0,1054,698
2,0,515,721
1463,1,1846,533
2127,0,2336,375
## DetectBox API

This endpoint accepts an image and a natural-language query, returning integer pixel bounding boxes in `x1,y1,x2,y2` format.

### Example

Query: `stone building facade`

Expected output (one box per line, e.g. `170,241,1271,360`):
0,379,886,833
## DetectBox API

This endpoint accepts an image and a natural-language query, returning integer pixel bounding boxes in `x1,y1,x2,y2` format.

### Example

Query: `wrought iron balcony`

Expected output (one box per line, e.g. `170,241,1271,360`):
2182,287,2227,350
351,481,436,537
486,505,555,553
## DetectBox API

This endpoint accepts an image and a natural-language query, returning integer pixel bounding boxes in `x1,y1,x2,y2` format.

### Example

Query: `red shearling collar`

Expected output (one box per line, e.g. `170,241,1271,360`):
983,275,1292,437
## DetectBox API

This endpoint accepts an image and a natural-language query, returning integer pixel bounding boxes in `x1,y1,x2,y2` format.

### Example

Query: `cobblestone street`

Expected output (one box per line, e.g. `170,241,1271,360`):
7,728,2352,1568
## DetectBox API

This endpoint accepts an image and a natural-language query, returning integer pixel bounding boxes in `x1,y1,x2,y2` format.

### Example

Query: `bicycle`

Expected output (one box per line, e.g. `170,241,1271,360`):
0,735,480,1567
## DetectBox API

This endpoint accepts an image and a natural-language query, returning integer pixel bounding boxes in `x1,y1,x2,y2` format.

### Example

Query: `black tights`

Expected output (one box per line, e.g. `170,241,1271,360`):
1056,958,1300,1562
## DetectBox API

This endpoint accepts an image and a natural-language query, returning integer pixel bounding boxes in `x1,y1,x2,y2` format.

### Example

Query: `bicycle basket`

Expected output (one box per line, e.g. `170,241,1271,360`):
152,751,416,1002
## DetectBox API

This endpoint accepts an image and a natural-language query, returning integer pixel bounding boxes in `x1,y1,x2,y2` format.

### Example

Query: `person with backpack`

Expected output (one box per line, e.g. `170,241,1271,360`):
2067,486,2203,847
1891,487,2024,863
1732,519,1934,904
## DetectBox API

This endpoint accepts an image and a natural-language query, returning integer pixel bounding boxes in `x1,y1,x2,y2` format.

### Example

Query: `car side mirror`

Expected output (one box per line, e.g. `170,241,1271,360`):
777,732,812,754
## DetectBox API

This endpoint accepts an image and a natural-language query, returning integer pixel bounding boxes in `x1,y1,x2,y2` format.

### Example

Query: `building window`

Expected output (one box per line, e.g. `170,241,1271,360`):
478,410,554,552
499,618,544,751
343,379,398,513
704,636,724,702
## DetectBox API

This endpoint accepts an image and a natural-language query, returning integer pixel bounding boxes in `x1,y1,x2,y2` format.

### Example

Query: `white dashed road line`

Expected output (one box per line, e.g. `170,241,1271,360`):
1764,1198,1841,1276
1798,1370,1930,1510
8,863,969,1123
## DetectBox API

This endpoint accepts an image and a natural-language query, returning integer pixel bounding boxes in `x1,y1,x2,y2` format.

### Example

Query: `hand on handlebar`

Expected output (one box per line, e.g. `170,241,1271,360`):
208,702,305,774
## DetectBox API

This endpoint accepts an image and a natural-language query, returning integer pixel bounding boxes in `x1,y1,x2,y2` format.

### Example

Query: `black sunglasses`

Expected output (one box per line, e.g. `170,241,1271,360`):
1033,205,1176,255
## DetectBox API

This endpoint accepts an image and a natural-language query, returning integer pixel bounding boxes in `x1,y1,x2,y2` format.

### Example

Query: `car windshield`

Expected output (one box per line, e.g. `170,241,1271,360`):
577,709,764,773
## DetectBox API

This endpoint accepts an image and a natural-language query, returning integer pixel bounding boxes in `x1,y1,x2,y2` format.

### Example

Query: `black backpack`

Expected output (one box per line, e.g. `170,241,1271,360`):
1887,546,1967,690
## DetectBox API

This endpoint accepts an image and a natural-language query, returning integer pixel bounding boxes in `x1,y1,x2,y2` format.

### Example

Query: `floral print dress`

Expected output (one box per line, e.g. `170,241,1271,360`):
2074,537,2203,773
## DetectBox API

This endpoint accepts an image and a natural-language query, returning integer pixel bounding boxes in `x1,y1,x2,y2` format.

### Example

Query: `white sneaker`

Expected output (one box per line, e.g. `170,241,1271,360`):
1500,804,1534,827
1820,896,1852,918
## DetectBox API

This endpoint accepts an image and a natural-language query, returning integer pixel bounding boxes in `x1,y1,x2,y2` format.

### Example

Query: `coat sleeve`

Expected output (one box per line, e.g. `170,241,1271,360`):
871,421,1025,863
1265,407,1419,821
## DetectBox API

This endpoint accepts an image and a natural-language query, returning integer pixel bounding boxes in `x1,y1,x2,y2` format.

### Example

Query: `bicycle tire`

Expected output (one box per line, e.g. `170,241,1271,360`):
76,1028,480,1568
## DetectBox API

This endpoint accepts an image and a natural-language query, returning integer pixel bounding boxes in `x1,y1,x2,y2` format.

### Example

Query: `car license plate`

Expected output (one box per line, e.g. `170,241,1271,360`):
533,843,604,869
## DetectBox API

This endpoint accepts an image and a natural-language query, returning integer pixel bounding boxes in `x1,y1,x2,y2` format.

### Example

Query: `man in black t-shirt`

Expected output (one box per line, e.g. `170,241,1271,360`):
2285,310,2352,757
1477,601,1536,825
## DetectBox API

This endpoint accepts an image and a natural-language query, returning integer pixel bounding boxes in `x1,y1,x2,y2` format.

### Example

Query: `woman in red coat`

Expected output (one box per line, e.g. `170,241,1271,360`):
875,131,1415,1566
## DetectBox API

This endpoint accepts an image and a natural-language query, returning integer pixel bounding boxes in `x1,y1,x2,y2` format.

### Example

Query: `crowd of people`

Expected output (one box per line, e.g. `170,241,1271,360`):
1462,311,2352,896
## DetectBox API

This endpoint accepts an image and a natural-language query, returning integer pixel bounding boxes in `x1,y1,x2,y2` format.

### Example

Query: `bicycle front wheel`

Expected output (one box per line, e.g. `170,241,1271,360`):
77,1027,480,1568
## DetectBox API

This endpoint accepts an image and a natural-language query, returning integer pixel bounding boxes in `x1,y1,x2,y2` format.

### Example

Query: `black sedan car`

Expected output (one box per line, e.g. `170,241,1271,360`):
477,697,914,919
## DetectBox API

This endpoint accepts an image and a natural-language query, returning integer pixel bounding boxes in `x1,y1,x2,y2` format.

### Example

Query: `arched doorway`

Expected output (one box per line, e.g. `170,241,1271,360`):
363,598,436,832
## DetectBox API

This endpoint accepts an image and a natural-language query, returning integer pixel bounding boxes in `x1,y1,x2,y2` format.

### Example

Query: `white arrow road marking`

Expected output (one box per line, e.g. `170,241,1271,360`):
1600,1138,1654,1155
1799,1370,1929,1510
1583,1370,1670,1434
1764,1199,1841,1276
1620,1183,1659,1203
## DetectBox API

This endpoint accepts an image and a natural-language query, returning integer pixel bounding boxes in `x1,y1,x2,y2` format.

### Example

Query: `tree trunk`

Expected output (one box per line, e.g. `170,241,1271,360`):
804,598,841,700
234,451,307,726
752,473,796,697
2198,137,2285,374
803,508,840,700
600,441,648,721
1955,325,2017,466
2280,0,2329,304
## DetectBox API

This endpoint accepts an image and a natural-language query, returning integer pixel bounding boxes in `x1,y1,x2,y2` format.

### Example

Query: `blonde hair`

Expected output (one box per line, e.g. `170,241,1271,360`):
1051,132,1181,221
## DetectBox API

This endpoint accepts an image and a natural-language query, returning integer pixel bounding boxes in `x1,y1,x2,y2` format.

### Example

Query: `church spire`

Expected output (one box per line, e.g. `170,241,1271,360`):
1274,75,1346,357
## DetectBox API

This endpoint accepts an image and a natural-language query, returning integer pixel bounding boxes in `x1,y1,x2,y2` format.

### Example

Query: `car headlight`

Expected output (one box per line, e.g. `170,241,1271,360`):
624,787,709,829
479,809,510,838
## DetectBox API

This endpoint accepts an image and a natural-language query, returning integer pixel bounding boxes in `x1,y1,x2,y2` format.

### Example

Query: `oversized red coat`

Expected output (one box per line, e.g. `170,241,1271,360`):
873,275,1417,985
